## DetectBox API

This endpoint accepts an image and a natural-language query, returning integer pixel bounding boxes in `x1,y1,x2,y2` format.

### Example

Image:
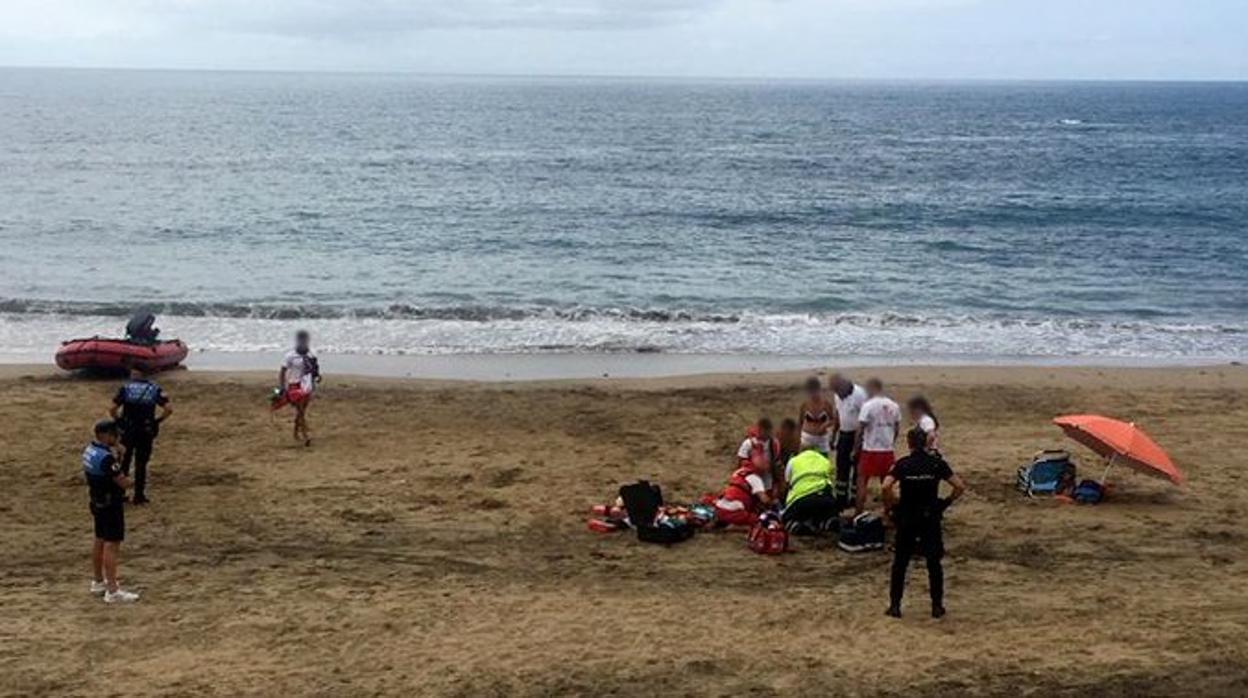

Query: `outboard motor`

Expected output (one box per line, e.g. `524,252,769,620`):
125,311,160,345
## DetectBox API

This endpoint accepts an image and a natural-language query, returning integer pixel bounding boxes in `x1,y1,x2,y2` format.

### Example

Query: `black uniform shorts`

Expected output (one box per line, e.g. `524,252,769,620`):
91,504,125,542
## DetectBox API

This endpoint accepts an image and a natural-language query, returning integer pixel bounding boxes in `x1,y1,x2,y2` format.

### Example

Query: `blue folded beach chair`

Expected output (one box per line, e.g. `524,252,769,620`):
1017,450,1076,497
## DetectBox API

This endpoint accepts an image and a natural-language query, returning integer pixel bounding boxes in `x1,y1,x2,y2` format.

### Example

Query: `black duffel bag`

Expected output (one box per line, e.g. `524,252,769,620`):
619,480,694,545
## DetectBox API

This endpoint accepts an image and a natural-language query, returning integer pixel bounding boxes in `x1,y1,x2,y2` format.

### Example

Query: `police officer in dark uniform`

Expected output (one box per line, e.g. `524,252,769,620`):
84,419,139,603
883,427,966,619
108,365,172,505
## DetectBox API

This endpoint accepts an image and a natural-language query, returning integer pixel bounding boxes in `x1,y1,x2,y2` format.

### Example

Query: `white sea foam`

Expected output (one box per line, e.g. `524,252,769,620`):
3,311,1243,363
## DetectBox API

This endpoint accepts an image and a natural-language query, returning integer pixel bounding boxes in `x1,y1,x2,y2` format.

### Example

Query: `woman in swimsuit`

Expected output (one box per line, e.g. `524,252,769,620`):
798,376,837,455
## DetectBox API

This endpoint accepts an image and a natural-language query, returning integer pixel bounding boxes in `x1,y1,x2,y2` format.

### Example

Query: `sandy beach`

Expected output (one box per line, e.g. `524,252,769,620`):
3,363,1248,696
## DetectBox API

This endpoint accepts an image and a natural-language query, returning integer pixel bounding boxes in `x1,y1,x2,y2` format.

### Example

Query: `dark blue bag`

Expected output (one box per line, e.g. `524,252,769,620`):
838,512,885,552
1073,479,1105,504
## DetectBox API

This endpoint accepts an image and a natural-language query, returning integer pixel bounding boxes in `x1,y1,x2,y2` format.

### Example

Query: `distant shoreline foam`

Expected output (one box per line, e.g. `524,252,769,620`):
2,306,1244,377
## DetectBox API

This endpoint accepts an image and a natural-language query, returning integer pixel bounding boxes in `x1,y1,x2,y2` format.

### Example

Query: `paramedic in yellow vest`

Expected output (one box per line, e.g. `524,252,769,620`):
781,445,841,534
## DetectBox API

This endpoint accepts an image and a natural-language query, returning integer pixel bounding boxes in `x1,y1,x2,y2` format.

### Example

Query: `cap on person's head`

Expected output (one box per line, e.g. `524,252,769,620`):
295,329,310,342
94,418,119,436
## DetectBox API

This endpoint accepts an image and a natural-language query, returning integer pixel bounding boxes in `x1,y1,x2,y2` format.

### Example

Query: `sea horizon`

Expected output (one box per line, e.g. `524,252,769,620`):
5,63,1248,84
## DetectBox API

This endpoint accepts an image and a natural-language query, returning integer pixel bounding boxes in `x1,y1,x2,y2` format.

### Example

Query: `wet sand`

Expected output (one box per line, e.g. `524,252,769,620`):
3,364,1247,696
6,348,1224,382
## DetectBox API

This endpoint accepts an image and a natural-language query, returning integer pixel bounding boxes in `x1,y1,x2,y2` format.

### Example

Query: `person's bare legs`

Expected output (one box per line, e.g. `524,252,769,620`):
855,469,870,513
102,542,120,592
294,403,311,445
92,539,105,584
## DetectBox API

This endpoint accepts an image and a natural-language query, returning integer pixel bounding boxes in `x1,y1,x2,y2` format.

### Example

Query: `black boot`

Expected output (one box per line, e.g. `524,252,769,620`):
885,605,902,618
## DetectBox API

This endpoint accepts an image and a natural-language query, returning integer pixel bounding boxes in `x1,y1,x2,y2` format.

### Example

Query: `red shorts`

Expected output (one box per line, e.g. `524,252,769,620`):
859,451,895,480
285,384,311,407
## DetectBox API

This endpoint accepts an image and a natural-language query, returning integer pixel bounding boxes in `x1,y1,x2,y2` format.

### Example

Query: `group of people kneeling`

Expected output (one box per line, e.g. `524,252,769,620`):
713,373,967,618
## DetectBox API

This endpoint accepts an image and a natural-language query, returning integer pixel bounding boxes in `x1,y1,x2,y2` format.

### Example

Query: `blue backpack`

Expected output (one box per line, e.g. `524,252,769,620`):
1017,450,1077,497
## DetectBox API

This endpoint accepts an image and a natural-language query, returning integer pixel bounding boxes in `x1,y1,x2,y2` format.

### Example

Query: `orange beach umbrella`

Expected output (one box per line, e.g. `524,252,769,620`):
1053,415,1183,486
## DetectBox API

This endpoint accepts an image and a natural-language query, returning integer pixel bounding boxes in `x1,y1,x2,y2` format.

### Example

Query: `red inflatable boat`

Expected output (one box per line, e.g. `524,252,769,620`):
55,338,189,372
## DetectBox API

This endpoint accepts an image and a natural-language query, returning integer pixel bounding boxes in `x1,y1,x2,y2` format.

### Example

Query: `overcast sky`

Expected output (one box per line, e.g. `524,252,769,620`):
0,0,1244,80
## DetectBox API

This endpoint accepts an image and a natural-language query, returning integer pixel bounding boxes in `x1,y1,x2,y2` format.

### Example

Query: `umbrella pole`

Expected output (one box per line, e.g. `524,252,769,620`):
1100,453,1117,485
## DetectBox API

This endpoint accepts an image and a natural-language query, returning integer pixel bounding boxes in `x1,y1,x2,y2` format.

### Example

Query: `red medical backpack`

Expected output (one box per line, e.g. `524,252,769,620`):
748,521,789,555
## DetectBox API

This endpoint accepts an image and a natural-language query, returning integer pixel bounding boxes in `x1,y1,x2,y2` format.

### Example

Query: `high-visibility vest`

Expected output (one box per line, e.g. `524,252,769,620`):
785,449,833,507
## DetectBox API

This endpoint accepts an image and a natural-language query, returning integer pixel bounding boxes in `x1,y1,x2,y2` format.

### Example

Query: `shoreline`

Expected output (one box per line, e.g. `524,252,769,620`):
1,349,1240,382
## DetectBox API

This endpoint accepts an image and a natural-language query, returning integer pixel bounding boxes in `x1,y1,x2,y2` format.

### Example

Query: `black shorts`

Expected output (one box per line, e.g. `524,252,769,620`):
92,505,125,542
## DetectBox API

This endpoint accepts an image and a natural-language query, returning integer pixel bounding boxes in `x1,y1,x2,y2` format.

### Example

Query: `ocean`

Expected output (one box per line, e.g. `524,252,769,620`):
1,68,1246,364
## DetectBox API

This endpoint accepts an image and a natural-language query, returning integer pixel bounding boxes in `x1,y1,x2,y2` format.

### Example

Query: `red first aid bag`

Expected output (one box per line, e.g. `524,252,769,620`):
748,523,788,555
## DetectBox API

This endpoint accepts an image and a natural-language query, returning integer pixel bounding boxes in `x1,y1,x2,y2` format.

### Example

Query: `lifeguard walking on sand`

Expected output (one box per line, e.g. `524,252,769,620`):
277,330,321,446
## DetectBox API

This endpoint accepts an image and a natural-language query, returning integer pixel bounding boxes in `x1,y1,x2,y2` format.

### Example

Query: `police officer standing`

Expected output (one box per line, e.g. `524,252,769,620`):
84,419,139,603
109,364,172,505
882,427,966,619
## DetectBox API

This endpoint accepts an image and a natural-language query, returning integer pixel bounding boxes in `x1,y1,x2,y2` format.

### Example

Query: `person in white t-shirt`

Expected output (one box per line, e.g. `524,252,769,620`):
853,378,901,513
831,373,868,508
907,395,941,453
278,330,321,446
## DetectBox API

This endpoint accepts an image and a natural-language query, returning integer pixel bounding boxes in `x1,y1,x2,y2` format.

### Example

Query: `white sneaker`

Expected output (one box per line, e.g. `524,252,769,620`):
104,588,140,604
90,580,108,595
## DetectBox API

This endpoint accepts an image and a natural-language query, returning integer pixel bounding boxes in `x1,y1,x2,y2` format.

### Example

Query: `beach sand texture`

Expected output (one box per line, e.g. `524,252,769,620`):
3,365,1247,696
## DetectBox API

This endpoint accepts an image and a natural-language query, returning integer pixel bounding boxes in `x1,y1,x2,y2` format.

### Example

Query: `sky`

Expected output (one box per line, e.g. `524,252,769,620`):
0,0,1244,80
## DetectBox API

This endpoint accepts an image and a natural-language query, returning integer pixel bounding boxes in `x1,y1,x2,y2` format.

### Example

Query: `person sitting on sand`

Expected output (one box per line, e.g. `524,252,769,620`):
798,376,837,455
714,451,775,527
278,330,321,446
781,445,839,534
907,395,941,453
853,378,900,514
883,427,966,619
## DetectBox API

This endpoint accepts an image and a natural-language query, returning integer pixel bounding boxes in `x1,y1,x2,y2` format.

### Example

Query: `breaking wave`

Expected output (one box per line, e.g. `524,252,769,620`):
0,299,741,324
0,299,1244,361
